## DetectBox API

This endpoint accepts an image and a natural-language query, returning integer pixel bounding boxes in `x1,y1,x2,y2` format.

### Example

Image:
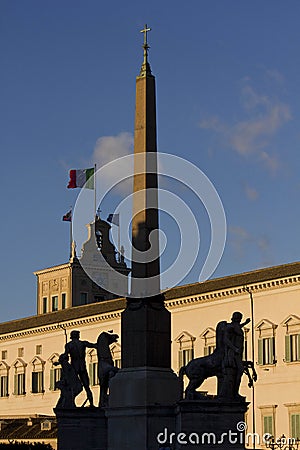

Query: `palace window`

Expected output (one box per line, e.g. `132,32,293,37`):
285,334,300,362
13,359,27,396
258,337,275,365
291,414,300,440
31,356,45,394
49,354,61,391
282,315,300,363
175,331,196,371
200,328,216,356
0,362,9,397
259,405,277,439
36,345,42,355
18,348,24,358
285,403,300,440
88,350,98,386
1,351,7,360
256,319,277,366
52,296,58,312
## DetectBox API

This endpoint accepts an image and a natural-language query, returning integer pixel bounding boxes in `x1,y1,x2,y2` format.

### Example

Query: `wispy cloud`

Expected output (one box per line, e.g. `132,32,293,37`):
244,184,259,201
199,79,292,173
229,225,273,267
92,132,134,194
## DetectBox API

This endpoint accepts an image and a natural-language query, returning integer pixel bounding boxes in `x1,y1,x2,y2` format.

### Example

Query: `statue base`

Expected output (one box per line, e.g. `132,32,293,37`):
55,397,249,450
54,407,107,450
173,399,249,450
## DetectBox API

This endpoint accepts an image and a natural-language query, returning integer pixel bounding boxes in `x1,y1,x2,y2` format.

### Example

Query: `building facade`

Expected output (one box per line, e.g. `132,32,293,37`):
0,262,300,447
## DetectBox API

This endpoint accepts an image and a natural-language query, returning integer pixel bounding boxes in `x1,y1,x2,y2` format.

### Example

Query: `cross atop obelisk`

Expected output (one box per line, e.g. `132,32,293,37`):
139,24,152,76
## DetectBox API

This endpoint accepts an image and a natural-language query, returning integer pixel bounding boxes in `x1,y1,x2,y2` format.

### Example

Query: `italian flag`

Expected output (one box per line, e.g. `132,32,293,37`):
67,168,95,189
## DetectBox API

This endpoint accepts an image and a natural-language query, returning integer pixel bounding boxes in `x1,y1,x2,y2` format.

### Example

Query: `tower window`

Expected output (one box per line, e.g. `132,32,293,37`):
42,297,47,314
52,296,58,312
62,293,66,309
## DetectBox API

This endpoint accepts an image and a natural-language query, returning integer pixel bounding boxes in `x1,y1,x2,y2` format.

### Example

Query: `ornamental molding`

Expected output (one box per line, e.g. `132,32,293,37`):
0,311,122,342
165,275,300,309
34,264,71,276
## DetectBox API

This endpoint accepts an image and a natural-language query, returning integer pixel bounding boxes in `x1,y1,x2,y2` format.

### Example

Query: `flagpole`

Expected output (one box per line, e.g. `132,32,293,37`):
118,213,121,262
94,163,97,218
69,206,73,260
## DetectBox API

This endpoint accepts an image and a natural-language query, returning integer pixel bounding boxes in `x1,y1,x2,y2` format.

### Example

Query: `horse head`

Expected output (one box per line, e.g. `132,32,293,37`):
97,331,119,360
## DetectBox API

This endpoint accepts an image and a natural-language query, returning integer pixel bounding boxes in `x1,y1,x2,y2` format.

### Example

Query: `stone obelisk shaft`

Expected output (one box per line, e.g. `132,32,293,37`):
131,56,160,297
121,27,171,368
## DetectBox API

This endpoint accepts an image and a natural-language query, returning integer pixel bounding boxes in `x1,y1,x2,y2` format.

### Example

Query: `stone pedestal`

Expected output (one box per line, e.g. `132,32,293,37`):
173,399,249,450
107,367,180,450
55,407,107,450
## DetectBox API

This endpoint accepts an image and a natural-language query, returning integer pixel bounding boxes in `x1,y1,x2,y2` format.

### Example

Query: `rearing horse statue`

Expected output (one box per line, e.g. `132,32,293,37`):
96,331,119,407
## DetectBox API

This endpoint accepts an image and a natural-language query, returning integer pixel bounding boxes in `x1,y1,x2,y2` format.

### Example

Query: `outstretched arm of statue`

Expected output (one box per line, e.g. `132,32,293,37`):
83,340,97,349
241,318,251,328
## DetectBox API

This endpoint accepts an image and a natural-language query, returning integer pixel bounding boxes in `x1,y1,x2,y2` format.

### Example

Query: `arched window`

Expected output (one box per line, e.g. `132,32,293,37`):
256,319,277,366
0,361,9,397
282,315,300,363
30,356,45,394
200,328,216,356
49,353,61,391
88,349,98,386
175,331,196,371
13,358,27,396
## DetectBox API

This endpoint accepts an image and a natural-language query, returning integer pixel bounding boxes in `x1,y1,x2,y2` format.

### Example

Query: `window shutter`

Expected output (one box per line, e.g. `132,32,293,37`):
297,334,300,361
178,350,183,370
291,414,300,439
264,416,273,436
187,349,193,363
50,368,54,390
270,337,275,364
41,371,44,392
285,335,291,362
13,374,17,395
32,372,38,393
258,339,263,365
4,376,8,397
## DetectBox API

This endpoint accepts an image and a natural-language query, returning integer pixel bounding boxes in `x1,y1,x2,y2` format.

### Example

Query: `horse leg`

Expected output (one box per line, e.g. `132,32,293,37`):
185,377,204,399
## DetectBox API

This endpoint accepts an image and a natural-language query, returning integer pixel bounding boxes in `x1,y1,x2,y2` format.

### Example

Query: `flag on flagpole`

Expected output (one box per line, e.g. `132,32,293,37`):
107,213,120,226
62,209,72,222
67,168,95,189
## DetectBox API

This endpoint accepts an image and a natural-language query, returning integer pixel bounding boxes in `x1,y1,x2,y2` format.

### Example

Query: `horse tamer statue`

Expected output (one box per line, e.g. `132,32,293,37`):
179,312,257,401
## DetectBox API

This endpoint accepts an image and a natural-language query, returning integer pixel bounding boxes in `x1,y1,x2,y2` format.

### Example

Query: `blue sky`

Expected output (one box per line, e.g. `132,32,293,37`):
1,1,300,321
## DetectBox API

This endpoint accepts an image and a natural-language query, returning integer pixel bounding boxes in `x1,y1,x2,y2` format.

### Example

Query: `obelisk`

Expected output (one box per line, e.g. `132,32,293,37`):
107,26,180,450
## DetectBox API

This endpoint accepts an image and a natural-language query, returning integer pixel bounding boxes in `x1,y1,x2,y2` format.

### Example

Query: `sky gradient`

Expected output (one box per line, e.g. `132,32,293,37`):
1,1,300,321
